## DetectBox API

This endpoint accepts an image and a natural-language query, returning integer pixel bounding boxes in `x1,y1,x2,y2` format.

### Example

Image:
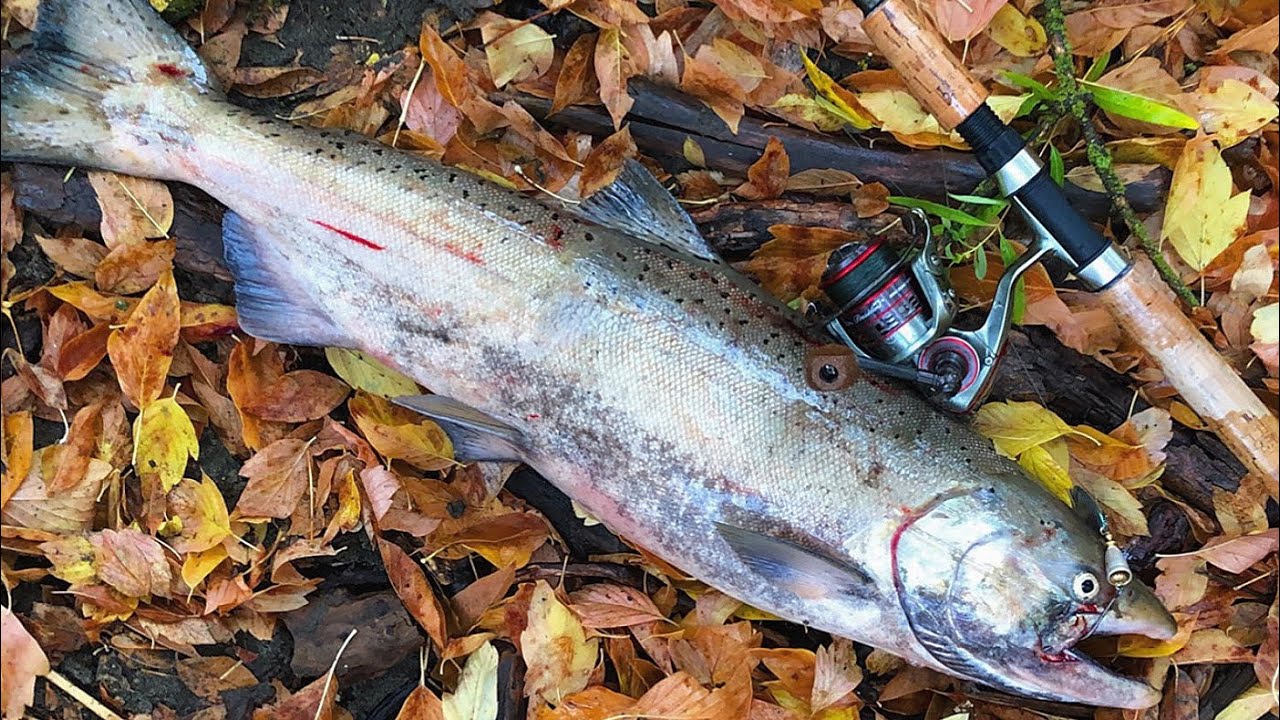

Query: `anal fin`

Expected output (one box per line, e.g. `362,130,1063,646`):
222,212,351,348
575,160,719,263
714,522,871,600
394,394,526,463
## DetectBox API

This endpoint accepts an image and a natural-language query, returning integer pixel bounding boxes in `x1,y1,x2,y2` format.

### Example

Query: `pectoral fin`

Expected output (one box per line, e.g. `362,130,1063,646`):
714,522,871,600
393,394,526,463
575,160,719,262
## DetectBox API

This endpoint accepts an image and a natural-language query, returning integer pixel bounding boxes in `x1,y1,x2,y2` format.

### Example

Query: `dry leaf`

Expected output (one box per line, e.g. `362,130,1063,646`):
133,396,199,494
235,437,313,520
87,171,173,248
1162,135,1250,272
479,13,555,88
443,641,499,720
1,607,50,720
736,137,790,200
93,528,173,599
379,537,451,652
107,269,181,408
522,580,599,706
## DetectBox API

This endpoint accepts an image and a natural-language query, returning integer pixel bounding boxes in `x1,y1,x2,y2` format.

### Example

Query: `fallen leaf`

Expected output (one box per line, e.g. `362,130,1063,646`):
522,580,599,706
1192,78,1279,147
2,411,34,507
569,583,667,628
235,437,313,520
579,126,638,199
398,685,446,720
987,4,1046,56
551,33,599,116
1162,136,1251,272
93,528,173,599
479,13,555,88
168,475,233,553
95,239,176,295
36,234,109,279
238,368,350,422
933,0,1008,42
1194,530,1278,574
349,392,455,471
87,171,173,248
973,400,1085,458
444,641,499,720
133,396,199,494
595,27,636,130
107,269,181,408
736,137,790,200
1,447,108,534
1,607,50,720
233,64,325,98
253,673,338,720
378,537,451,652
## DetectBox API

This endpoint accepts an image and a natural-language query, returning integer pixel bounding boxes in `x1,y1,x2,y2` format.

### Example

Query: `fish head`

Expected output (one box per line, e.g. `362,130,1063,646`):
890,478,1176,708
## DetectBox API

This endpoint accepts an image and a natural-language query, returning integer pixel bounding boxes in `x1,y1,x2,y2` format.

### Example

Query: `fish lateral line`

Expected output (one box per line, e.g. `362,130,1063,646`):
310,219,386,251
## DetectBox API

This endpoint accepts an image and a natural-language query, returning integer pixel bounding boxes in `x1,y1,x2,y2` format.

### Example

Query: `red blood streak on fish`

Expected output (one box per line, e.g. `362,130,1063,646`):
444,242,484,265
310,219,386,251
155,63,187,78
547,225,565,251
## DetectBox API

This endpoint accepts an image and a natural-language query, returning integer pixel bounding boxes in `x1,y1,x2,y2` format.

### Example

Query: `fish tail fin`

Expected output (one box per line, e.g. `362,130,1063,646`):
0,0,220,176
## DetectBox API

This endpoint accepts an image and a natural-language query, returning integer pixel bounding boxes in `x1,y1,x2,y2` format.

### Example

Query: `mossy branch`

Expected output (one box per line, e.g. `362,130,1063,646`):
1040,0,1199,306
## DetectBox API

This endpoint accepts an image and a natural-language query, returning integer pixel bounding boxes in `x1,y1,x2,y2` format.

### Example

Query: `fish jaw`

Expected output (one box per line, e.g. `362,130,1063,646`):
1090,580,1179,641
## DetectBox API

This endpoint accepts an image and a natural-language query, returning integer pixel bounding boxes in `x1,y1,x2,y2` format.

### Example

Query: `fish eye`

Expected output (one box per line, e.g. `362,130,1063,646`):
1072,572,1100,601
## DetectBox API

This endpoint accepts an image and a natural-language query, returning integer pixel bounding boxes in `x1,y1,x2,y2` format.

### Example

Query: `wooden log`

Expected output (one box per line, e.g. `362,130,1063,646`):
511,81,1171,219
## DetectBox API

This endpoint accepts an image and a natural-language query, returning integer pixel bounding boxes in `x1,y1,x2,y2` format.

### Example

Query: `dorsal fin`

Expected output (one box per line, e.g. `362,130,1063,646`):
574,160,719,263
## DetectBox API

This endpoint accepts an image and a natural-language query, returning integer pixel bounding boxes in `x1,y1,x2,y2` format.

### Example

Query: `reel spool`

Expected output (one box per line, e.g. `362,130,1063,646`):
809,210,1051,413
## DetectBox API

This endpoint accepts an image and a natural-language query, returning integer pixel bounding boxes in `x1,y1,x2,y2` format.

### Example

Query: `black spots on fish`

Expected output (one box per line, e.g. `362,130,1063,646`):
372,147,385,156
462,189,470,199
448,172,458,183
584,232,595,242
334,142,346,150
615,251,628,262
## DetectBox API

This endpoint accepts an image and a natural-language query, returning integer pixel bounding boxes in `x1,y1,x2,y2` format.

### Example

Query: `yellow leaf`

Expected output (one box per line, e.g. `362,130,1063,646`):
801,54,873,130
988,4,1046,56
325,348,419,399
443,641,499,720
973,400,1084,458
521,580,598,706
1251,303,1278,345
1017,440,1073,504
1212,685,1276,720
479,13,555,88
1162,136,1251,271
1194,79,1280,148
1118,616,1192,657
349,392,455,471
133,397,199,493
181,544,228,591
171,475,233,552
769,94,849,132
40,535,98,586
683,137,706,167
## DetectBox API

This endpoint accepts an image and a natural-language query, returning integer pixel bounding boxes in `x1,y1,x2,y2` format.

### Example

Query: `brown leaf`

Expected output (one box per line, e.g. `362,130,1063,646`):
235,437,313,519
569,583,667,628
1194,530,1278,574
378,537,451,652
1,607,50,720
853,181,890,218
403,66,464,147
420,21,474,111
94,238,176,295
579,126,638,199
107,269,181,408
92,528,173,599
36,234,109,279
452,565,517,631
741,225,864,301
233,65,325,98
253,674,337,720
552,33,599,116
1,446,108,534
1,172,21,254
87,172,174,248
736,137,790,200
48,400,104,493
239,369,350,422
932,0,1008,42
198,21,247,88
681,48,746,133
396,685,445,720
595,27,636,130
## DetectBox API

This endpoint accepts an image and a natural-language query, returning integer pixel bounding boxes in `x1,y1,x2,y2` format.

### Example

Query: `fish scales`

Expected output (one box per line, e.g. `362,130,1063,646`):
0,0,1177,707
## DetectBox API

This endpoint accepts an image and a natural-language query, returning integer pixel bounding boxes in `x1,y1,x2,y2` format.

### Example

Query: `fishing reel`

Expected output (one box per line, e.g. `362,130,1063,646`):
807,209,1051,413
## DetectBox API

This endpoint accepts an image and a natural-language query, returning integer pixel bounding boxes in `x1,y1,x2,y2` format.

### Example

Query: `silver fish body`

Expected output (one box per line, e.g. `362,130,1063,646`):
0,0,1176,707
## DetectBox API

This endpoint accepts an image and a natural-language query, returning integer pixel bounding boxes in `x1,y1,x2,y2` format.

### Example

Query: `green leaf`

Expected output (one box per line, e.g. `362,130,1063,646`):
1000,71,1055,100
948,193,1009,208
1083,51,1111,83
1080,80,1200,130
887,196,993,226
999,235,1027,325
1048,146,1065,187
973,244,988,280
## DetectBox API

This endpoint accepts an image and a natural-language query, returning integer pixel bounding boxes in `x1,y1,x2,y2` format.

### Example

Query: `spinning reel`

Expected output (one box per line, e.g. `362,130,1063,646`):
807,209,1051,413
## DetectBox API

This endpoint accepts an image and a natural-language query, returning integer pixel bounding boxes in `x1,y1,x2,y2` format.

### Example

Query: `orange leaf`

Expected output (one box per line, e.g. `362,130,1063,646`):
92,528,173,599
107,269,180,408
95,239,176,295
378,537,451,652
579,126,637,199
552,33,599,116
419,21,473,111
2,411,34,508
239,369,350,423
569,583,667,628
594,27,635,130
396,685,445,720
252,673,337,720
736,137,790,200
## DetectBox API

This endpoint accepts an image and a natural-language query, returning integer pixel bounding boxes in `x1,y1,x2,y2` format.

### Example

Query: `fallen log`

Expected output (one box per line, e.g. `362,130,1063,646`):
510,80,1171,219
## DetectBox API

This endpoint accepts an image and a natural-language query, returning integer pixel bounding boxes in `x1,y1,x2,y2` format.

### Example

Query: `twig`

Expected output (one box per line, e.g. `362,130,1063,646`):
45,669,126,720
1040,0,1199,306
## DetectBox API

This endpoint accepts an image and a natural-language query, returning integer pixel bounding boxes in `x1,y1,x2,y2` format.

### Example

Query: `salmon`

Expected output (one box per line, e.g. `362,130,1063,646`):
0,0,1177,706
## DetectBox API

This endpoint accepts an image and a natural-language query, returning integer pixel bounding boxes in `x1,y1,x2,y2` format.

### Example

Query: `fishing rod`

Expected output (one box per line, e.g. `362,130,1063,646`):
806,0,1278,481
